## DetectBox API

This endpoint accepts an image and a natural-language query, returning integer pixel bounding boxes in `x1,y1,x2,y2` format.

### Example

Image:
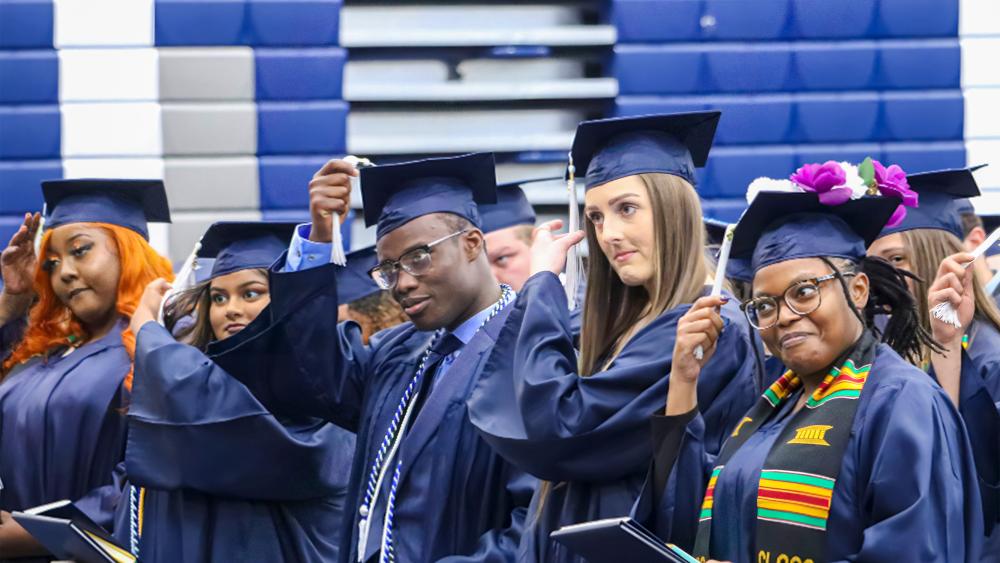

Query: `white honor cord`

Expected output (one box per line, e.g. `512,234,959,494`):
930,226,1000,329
357,387,423,563
695,224,735,361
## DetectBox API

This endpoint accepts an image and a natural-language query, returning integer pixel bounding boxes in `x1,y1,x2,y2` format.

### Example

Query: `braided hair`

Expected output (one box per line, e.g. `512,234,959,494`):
821,256,942,364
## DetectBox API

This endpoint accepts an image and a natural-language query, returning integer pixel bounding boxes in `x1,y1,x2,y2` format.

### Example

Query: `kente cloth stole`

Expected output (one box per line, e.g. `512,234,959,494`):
693,331,877,562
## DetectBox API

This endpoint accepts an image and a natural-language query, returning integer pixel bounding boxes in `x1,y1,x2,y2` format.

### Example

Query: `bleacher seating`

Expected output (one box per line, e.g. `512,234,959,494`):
0,0,985,256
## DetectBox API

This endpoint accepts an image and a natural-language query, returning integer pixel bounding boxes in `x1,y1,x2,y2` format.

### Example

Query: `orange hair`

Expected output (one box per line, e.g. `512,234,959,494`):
2,223,174,390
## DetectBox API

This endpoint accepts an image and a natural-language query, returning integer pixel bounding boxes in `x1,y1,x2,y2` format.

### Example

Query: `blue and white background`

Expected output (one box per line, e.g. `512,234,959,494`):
0,0,995,262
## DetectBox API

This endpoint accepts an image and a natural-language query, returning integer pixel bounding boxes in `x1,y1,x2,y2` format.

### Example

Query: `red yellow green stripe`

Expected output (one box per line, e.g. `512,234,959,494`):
699,466,724,521
757,470,834,531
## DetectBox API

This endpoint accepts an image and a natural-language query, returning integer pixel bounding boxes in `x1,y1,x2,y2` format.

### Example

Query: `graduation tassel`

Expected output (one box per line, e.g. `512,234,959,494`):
333,155,374,267
930,225,1000,329
157,240,201,325
695,223,734,361
33,205,46,255
564,152,583,310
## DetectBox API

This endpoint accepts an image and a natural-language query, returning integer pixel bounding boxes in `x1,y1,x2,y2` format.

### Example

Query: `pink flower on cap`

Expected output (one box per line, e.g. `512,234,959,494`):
789,161,852,206
872,160,918,228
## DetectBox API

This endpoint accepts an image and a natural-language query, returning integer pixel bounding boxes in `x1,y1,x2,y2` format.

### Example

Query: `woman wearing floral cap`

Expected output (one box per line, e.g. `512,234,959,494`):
634,162,983,562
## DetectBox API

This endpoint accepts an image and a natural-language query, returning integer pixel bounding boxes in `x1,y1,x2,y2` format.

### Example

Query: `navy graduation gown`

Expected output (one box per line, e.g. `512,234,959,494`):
466,272,760,563
208,257,534,563
110,322,353,562
634,344,983,562
0,318,129,530
947,320,1000,559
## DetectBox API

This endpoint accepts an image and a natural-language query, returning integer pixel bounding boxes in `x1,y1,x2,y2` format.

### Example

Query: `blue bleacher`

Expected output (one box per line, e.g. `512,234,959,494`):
257,102,348,155
0,0,53,49
612,0,958,42
0,51,58,104
791,0,878,40
796,93,880,144
0,106,60,159
700,198,746,223
883,142,966,173
155,0,247,47
0,216,23,250
794,43,877,91
614,41,960,95
701,0,790,41
258,155,331,209
246,1,341,47
877,0,958,38
255,48,346,101
879,41,960,90
0,160,59,214
155,0,342,47
615,91,962,146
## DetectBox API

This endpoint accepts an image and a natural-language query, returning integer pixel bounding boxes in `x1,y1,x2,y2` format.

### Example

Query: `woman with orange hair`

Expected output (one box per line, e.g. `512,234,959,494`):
0,179,173,559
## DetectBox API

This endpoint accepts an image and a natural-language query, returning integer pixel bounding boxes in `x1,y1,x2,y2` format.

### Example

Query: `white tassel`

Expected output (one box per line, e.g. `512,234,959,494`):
334,155,373,267
33,206,46,255
564,152,583,310
157,241,201,325
930,302,963,329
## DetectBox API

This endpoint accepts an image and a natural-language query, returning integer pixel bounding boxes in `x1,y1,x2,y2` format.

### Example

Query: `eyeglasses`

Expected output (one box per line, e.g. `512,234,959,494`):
740,273,854,330
368,229,468,290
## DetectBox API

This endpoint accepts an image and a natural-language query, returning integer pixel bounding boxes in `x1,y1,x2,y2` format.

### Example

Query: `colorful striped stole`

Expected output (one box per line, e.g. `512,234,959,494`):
693,331,876,561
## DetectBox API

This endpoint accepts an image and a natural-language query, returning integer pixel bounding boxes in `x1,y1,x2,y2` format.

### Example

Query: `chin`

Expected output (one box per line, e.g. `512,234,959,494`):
613,266,652,288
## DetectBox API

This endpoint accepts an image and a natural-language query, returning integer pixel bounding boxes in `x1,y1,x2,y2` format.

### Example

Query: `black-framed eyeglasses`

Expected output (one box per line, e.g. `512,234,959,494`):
740,272,855,330
368,229,468,290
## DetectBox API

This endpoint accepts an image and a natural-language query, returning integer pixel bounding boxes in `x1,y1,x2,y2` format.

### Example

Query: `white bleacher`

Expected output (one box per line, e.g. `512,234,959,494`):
340,4,616,47
347,108,583,154
345,58,618,101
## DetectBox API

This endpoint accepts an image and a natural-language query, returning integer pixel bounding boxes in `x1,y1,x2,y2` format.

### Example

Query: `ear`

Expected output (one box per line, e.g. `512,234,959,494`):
965,226,987,252
463,228,485,261
850,271,870,310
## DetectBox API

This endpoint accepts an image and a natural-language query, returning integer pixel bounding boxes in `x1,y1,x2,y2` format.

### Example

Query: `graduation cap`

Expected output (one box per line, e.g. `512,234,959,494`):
568,111,721,190
878,166,983,240
336,245,383,304
704,217,752,283
479,178,541,233
197,222,297,279
732,192,900,274
41,178,171,240
360,152,498,239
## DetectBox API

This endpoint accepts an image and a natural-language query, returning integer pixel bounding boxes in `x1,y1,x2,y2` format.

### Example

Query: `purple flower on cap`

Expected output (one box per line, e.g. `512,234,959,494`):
789,161,853,206
871,159,918,228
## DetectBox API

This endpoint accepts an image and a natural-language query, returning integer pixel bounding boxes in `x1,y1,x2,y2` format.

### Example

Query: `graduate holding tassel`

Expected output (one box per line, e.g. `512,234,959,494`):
466,111,760,563
638,177,982,562
0,180,174,560
113,221,356,563
207,153,534,563
866,166,1000,557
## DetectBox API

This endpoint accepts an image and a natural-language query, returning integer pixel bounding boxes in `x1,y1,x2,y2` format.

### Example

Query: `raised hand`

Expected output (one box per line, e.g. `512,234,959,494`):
928,252,975,345
529,219,586,277
0,213,41,296
129,278,172,335
308,159,355,243
0,213,42,324
666,295,727,416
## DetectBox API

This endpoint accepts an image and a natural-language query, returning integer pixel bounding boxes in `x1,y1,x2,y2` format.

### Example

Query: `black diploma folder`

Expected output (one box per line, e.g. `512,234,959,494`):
551,517,699,563
12,499,135,563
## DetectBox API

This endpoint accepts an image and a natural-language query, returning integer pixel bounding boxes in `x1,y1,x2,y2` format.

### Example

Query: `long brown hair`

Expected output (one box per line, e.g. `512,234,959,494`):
577,173,711,375
2,223,175,389
901,228,1000,359
538,173,712,515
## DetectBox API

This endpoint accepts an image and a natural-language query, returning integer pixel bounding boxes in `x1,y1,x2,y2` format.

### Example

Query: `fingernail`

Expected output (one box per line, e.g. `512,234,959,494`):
721,296,730,303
